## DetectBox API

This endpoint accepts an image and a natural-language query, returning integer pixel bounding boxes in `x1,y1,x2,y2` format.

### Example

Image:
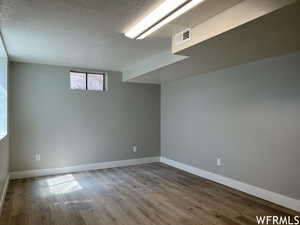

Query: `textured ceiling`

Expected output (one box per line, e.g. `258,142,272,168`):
0,0,169,71
0,0,241,71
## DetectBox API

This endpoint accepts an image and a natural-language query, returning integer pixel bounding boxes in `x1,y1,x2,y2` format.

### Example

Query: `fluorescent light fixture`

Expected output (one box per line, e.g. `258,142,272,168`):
137,0,205,39
125,0,188,39
125,0,205,39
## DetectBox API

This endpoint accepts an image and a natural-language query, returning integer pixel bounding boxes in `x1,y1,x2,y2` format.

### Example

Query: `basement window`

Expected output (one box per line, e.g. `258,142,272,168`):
70,71,106,91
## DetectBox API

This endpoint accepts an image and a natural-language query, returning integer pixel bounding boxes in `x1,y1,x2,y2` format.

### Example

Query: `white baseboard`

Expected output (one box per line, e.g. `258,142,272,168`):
0,175,10,216
10,157,160,180
160,157,300,212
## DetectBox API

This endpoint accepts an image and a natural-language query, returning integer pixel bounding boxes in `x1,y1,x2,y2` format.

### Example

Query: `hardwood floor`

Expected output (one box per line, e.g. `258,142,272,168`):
0,163,298,225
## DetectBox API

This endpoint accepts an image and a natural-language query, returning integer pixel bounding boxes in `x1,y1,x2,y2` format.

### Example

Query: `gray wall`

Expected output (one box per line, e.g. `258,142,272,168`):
10,62,160,172
161,52,300,200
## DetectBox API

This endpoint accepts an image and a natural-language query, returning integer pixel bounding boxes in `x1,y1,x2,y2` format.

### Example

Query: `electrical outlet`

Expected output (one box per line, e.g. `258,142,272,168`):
217,158,221,166
35,153,41,161
133,145,137,153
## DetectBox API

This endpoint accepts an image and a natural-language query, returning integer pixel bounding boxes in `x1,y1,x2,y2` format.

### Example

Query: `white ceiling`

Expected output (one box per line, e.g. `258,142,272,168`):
0,0,169,71
0,0,241,71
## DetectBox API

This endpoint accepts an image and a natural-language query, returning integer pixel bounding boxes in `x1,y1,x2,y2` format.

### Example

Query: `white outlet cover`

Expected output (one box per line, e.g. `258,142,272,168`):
217,158,221,166
133,146,137,152
35,154,41,161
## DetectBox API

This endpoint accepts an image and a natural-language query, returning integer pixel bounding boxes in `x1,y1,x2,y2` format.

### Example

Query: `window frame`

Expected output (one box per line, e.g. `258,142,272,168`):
69,70,106,92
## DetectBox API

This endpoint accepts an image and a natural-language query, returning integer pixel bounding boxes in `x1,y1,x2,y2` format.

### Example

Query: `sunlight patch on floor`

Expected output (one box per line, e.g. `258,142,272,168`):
46,174,82,195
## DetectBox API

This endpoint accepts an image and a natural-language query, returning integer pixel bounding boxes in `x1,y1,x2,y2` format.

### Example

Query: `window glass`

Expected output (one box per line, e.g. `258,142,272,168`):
70,71,86,90
87,73,105,91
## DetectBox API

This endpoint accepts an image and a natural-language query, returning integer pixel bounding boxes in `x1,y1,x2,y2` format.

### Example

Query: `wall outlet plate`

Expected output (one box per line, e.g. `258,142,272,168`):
217,158,221,166
133,145,137,153
35,153,41,161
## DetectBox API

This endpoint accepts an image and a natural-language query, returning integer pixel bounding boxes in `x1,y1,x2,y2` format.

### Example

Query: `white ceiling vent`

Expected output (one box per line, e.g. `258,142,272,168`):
174,28,191,46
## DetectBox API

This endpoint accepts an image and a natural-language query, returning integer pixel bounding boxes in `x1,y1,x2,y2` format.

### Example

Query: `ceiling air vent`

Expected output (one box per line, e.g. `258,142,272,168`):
174,28,191,46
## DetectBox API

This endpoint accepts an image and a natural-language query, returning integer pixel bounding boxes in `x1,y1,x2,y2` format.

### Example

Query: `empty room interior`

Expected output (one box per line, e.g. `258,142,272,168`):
0,0,300,224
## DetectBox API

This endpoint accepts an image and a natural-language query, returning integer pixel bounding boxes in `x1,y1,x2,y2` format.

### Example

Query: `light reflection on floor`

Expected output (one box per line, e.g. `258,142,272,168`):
46,174,82,195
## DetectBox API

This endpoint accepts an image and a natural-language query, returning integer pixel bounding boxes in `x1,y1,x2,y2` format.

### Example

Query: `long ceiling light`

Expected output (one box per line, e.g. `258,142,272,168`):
125,0,205,40
138,0,205,39
125,0,188,39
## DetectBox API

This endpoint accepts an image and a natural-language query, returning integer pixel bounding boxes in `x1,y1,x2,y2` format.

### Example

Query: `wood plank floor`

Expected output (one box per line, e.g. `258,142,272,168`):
0,163,298,225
